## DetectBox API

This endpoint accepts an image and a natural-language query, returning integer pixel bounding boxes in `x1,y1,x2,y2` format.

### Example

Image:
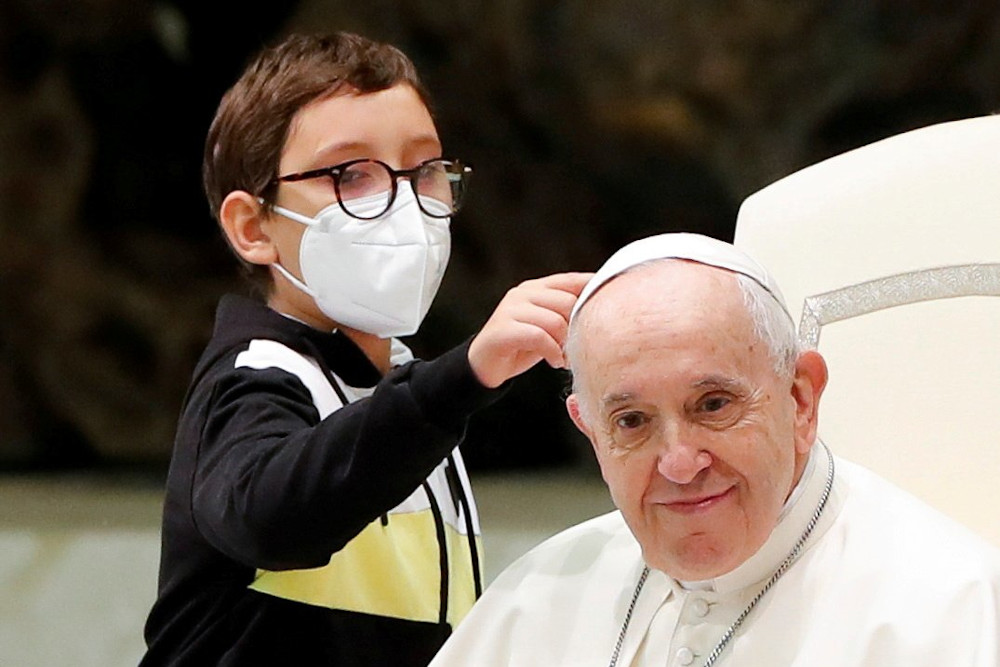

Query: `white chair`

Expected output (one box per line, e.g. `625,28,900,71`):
735,114,1000,547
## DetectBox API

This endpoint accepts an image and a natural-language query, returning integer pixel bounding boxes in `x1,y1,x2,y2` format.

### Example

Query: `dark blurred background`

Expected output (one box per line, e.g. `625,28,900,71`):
3,0,1000,475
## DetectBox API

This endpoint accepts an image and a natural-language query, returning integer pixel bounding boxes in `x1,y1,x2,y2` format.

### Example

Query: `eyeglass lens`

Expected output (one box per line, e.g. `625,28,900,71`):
337,159,468,219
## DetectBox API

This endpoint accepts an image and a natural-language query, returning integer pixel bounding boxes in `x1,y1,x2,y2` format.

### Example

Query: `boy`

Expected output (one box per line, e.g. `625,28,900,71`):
141,31,589,665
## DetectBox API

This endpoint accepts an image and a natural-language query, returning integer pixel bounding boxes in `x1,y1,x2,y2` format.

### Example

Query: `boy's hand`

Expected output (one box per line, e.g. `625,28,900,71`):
467,272,594,388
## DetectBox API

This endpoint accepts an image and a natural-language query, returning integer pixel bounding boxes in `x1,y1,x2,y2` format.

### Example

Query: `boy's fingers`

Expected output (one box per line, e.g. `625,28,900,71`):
521,272,594,296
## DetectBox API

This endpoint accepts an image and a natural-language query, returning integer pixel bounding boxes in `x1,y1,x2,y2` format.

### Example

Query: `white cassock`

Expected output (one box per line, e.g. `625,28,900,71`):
430,443,1000,666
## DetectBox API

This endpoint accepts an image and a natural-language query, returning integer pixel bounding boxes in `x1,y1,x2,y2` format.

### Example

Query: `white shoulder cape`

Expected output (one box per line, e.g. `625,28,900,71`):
431,446,1000,666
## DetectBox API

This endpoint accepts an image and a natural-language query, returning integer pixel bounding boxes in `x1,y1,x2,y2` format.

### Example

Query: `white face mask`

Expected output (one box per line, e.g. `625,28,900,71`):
270,183,451,337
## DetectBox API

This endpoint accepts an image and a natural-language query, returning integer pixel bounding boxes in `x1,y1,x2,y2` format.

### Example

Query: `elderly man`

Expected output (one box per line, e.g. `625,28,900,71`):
429,233,1000,666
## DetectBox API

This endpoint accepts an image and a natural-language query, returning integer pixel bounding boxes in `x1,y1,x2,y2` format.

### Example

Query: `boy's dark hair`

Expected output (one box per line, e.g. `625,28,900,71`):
203,32,431,291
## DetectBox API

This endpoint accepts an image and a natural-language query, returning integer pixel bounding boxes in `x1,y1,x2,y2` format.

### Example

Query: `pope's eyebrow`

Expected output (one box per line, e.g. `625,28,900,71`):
600,392,636,409
597,376,748,411
692,375,747,393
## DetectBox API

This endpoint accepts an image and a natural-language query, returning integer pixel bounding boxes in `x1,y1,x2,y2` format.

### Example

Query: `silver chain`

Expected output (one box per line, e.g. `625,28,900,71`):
608,444,835,667
609,565,650,667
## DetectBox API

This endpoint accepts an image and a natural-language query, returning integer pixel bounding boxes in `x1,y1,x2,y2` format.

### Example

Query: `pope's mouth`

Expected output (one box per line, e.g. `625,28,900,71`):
660,486,735,515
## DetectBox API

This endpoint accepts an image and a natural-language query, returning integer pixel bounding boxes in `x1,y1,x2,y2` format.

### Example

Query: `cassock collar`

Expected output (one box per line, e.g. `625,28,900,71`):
673,442,839,596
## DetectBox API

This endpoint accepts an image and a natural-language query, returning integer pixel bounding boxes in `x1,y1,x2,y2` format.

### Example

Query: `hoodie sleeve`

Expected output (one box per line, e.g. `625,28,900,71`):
188,338,504,571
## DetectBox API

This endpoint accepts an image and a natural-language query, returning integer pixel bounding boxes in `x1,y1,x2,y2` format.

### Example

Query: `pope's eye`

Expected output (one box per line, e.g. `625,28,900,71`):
700,396,731,413
614,412,648,430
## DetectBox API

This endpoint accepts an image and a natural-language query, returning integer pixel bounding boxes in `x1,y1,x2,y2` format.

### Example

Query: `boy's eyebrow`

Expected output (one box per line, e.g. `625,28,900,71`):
311,141,369,165
405,133,443,148
306,134,443,169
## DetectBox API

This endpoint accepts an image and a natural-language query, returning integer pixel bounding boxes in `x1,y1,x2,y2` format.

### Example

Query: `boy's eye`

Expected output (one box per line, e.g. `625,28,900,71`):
339,169,373,186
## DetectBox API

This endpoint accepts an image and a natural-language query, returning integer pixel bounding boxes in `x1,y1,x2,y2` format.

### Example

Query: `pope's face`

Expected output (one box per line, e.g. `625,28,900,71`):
567,261,823,581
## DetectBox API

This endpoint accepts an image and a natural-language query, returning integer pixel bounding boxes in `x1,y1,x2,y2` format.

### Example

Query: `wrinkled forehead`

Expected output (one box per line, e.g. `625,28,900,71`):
566,262,768,415
572,259,745,335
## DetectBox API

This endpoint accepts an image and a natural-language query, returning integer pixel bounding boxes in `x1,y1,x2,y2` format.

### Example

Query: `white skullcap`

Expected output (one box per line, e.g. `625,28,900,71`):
570,232,791,323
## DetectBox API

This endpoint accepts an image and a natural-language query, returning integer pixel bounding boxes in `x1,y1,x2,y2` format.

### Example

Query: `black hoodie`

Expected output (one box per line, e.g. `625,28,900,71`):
141,294,503,666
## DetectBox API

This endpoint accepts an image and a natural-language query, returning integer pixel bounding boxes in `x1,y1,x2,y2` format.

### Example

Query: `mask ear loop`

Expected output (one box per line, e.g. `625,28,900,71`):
255,197,320,298
256,196,320,226
271,262,317,299
270,204,321,226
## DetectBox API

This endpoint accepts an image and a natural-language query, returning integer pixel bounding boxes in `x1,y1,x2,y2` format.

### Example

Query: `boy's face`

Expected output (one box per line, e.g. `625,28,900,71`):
263,84,442,331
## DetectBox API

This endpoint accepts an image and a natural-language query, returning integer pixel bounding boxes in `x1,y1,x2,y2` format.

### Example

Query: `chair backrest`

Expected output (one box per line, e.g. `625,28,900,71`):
735,114,1000,546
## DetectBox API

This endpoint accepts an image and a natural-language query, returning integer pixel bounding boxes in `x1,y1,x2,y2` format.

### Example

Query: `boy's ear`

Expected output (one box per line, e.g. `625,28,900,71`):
219,191,278,266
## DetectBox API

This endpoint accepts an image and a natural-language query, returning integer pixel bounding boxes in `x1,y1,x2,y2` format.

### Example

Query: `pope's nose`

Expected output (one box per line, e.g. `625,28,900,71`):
656,442,713,485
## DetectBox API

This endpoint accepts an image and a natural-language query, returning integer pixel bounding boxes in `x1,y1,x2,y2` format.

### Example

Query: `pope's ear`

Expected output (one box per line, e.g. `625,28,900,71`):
566,394,594,441
791,349,828,454
218,191,278,266
567,393,608,478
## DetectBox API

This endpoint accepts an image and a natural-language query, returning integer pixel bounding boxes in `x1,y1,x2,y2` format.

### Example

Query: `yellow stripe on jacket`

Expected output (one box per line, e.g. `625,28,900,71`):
249,509,482,626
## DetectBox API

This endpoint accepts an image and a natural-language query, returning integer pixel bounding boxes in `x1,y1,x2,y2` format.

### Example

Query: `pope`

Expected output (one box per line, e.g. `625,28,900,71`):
429,233,1000,667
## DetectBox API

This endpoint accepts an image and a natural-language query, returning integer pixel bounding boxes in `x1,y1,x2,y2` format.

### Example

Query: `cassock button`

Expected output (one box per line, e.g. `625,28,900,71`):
675,647,695,665
691,598,710,617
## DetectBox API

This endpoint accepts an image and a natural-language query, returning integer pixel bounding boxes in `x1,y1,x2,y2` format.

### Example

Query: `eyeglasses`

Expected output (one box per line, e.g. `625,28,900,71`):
270,157,472,220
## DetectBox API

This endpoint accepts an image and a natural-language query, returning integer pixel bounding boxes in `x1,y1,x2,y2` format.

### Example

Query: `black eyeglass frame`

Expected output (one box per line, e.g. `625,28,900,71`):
268,157,473,220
